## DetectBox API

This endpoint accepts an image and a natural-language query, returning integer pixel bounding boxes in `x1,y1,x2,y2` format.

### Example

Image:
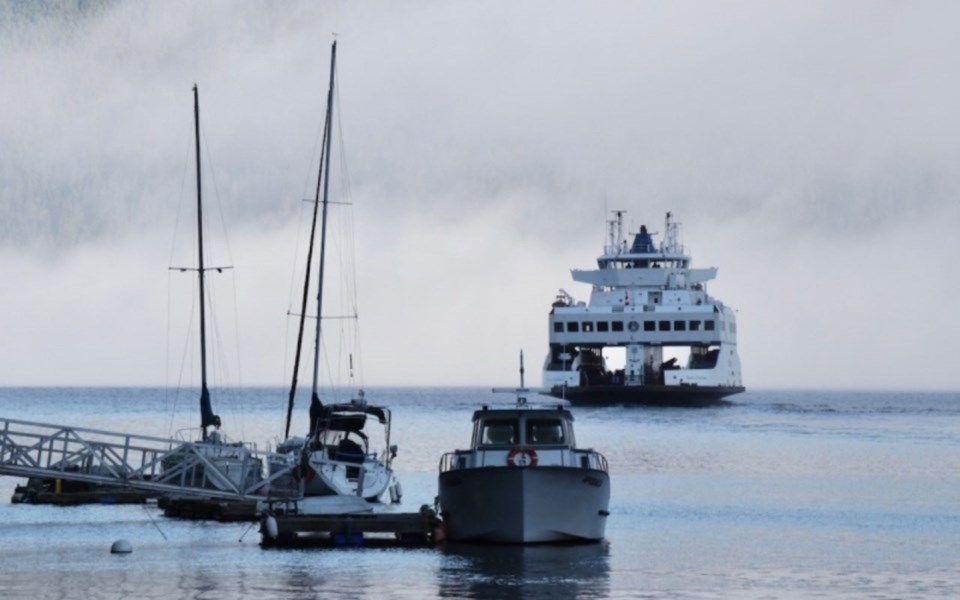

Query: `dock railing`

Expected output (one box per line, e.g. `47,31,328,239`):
0,416,299,501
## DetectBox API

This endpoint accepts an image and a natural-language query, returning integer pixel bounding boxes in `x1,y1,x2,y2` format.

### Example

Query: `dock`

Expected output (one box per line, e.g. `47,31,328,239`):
159,495,260,521
260,504,441,548
0,416,289,502
12,478,155,506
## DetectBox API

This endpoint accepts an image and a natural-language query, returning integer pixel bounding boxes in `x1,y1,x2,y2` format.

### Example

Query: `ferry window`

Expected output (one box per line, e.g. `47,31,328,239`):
729,323,737,333
553,322,563,333
582,322,594,333
481,420,517,446
526,419,565,445
611,321,624,332
567,322,580,333
705,320,715,331
597,321,609,332
674,320,686,331
644,321,655,332
658,320,670,331
690,320,702,331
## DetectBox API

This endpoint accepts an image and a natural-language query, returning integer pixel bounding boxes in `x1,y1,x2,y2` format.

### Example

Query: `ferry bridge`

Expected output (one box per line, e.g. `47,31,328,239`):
0,416,292,501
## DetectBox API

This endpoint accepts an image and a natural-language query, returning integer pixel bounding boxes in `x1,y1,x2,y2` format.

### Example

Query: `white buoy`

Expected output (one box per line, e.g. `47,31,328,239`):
263,516,279,541
110,539,133,554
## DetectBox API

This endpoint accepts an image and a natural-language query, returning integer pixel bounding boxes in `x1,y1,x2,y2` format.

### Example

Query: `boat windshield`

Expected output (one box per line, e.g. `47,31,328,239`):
480,420,517,446
526,419,565,445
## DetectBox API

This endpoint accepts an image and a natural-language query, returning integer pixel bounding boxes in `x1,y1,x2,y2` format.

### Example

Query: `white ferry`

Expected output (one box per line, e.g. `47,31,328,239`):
543,211,744,406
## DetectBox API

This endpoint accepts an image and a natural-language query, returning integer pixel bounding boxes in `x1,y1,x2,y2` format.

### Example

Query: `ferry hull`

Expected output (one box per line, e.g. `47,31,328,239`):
438,466,609,543
548,384,745,407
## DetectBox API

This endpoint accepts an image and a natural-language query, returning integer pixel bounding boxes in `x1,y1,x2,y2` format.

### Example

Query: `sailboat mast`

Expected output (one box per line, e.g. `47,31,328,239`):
193,84,219,441
284,71,332,439
194,85,209,392
311,41,337,402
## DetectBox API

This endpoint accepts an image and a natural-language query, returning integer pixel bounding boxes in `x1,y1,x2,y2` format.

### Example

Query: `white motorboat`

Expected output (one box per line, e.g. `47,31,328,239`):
543,211,745,405
438,397,610,543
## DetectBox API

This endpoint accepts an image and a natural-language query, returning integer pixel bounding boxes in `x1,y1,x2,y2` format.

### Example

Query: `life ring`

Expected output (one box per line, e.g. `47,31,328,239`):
506,446,538,467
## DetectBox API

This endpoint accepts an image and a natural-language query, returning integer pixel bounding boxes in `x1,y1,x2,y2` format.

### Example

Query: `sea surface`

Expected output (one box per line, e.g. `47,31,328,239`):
0,387,958,599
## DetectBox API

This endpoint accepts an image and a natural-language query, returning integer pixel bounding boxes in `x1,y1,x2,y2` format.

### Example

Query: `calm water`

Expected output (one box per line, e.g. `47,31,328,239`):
0,387,958,599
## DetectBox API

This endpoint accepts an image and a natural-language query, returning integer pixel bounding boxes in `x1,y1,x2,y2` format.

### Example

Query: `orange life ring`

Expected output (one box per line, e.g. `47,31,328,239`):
506,446,538,467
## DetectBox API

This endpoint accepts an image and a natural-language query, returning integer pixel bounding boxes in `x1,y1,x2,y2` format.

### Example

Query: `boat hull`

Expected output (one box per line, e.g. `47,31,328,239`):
438,466,609,543
547,384,745,407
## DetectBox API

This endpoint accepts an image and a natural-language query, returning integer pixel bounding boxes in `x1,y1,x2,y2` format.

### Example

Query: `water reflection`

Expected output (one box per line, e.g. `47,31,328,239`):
437,542,610,599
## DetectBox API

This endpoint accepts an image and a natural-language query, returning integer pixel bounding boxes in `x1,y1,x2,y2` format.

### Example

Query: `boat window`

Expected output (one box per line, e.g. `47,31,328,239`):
526,419,565,445
729,322,736,333
567,322,580,333
612,321,624,332
674,320,686,331
480,420,518,446
582,322,594,332
553,322,563,333
690,320,702,331
658,320,670,331
644,320,655,332
597,321,609,332
705,320,715,331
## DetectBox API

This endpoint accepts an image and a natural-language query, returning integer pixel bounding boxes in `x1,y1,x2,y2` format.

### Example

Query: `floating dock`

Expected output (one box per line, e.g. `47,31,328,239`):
260,504,440,548
159,495,260,521
12,478,155,505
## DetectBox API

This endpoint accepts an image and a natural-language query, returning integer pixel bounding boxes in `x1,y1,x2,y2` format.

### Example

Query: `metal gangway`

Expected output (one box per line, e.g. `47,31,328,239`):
0,416,297,501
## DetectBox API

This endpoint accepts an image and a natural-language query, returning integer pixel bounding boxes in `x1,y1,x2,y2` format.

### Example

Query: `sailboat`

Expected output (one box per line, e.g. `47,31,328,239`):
161,84,262,493
273,42,399,503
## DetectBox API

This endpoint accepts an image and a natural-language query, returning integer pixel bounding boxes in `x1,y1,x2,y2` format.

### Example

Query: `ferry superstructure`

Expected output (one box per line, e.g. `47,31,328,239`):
543,211,744,405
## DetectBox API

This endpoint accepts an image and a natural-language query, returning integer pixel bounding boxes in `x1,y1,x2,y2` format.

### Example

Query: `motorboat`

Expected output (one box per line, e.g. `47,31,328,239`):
438,397,610,543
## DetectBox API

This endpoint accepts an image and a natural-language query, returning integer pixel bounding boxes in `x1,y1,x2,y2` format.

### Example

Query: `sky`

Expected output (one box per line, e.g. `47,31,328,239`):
1,0,958,391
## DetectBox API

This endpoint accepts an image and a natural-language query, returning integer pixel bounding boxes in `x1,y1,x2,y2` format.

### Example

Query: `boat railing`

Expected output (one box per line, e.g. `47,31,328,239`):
572,449,609,473
439,451,470,473
440,448,608,473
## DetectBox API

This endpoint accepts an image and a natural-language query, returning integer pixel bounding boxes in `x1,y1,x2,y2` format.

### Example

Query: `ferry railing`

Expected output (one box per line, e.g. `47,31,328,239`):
0,416,302,501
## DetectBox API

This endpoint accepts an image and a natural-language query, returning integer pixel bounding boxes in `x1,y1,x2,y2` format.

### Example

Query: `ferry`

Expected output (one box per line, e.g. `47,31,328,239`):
543,211,744,406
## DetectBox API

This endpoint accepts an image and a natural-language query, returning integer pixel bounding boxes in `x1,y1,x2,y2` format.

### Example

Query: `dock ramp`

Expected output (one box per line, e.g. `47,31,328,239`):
0,417,293,501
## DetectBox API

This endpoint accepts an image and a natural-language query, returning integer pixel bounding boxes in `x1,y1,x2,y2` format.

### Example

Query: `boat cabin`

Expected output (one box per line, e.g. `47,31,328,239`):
309,402,393,467
471,408,574,450
440,405,608,473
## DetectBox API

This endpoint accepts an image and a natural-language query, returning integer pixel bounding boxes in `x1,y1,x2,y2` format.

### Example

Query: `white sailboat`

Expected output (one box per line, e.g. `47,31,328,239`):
161,85,262,493
273,41,399,503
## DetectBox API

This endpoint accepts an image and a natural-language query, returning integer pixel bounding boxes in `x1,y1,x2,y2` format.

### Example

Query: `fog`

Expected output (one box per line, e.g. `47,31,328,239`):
1,1,958,390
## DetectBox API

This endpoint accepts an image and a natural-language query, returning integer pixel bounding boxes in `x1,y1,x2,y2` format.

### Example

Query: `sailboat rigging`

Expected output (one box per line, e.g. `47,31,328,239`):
283,44,335,440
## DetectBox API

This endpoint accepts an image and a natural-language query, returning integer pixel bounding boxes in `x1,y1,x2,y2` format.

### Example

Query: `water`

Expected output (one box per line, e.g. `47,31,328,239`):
1,387,958,598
